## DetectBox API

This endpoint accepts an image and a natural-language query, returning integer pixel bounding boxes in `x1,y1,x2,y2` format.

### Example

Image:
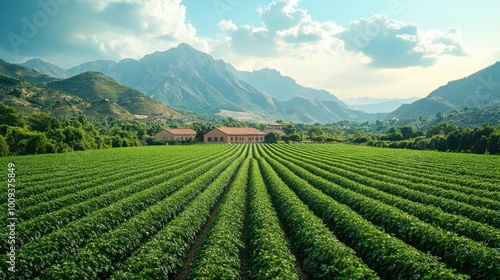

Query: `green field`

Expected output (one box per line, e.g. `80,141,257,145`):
1,144,500,279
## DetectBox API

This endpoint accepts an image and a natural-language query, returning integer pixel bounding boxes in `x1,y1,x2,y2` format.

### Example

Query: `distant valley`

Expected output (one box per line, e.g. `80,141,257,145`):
343,97,420,114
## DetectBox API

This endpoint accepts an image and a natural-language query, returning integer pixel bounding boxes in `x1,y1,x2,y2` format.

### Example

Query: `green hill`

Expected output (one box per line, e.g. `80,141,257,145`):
0,61,190,121
47,71,184,118
0,59,56,84
388,62,500,120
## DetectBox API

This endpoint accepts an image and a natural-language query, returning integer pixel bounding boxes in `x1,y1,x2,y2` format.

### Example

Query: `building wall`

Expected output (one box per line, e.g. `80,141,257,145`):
153,130,196,141
153,130,174,140
204,129,229,143
204,129,265,143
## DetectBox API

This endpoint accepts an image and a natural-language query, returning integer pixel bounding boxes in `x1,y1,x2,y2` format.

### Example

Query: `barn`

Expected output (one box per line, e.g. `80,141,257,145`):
153,128,197,141
204,127,265,143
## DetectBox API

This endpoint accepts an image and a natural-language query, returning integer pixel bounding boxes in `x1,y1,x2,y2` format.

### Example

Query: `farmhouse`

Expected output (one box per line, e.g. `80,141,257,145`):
269,122,283,130
153,128,197,141
262,122,286,136
204,127,265,143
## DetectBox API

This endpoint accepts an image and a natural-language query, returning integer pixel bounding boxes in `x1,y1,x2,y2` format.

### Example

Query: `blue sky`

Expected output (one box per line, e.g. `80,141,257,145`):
1,0,499,99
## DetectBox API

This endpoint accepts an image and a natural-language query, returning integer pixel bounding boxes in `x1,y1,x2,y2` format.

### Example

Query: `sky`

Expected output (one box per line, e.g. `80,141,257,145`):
1,0,499,100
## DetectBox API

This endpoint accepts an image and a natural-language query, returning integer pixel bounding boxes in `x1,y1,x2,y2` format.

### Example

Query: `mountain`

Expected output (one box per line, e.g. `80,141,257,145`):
344,97,420,113
388,62,500,119
108,44,285,115
0,61,187,121
21,59,70,79
0,59,56,84
283,97,381,123
47,72,183,118
20,43,383,123
67,60,117,77
229,66,346,105
395,100,500,130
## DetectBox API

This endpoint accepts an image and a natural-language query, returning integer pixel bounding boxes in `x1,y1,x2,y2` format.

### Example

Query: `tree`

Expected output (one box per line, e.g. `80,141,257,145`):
383,127,403,141
429,135,447,152
352,132,370,144
283,123,296,135
0,135,8,156
28,113,60,133
446,131,461,152
0,102,26,127
426,123,459,138
307,126,323,140
471,135,488,154
487,132,500,154
289,134,301,142
191,122,211,142
399,126,418,140
17,133,50,155
264,132,280,143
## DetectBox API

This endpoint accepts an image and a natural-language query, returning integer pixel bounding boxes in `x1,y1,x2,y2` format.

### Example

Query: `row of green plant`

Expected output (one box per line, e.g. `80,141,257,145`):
38,146,245,279
3,149,230,251
9,155,168,212
188,154,250,279
273,146,500,228
255,146,379,279
308,146,500,198
12,147,222,218
246,158,299,279
258,145,469,279
269,145,500,248
283,145,500,209
110,147,248,279
263,145,500,279
0,146,238,279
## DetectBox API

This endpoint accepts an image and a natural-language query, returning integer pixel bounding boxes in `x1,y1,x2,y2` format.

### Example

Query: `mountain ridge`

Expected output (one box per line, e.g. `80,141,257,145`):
0,61,189,121
388,62,500,119
19,44,377,123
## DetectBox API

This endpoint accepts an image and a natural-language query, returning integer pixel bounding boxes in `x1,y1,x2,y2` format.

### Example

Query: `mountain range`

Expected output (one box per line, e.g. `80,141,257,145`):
0,59,186,121
387,62,500,120
14,44,500,124
20,43,379,123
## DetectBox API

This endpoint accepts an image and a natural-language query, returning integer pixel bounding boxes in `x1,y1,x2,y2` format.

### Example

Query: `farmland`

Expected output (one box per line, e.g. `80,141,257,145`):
1,144,499,279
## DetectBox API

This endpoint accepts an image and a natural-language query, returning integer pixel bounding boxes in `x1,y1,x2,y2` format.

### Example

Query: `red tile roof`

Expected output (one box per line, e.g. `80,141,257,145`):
164,128,197,135
216,127,265,135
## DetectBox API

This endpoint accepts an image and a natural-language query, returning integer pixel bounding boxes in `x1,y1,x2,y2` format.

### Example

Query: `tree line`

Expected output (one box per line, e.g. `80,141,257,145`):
2,100,499,156
0,102,142,156
365,123,500,155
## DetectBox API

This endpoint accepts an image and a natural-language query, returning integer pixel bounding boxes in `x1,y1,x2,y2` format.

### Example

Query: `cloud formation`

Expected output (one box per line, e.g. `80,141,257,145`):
339,15,466,68
0,0,206,67
218,0,343,57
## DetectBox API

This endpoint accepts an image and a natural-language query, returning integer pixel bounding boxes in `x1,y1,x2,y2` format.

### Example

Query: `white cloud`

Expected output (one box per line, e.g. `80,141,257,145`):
339,15,467,68
423,27,467,56
50,0,208,65
217,0,343,57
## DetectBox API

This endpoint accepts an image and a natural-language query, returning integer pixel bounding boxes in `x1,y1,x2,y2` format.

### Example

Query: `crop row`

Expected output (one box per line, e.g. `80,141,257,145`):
2,146,241,279
311,145,500,187
255,146,380,279
188,152,250,279
257,145,469,279
268,145,500,248
263,145,500,279
287,145,500,200
14,151,210,222
246,158,299,279
38,145,246,279
271,145,500,228
1,146,235,251
110,146,248,279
